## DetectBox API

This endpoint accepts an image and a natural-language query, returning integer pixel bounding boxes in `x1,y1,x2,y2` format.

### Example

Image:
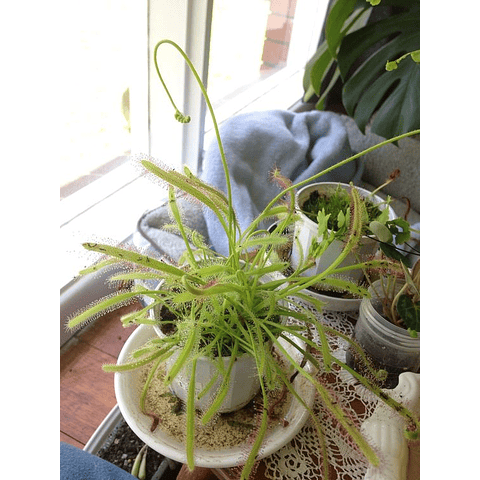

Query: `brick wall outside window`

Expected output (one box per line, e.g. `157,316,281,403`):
261,0,298,75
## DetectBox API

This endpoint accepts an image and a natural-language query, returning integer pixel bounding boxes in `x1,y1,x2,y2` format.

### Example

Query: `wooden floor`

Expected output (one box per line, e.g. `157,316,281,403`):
60,301,220,480
60,301,142,448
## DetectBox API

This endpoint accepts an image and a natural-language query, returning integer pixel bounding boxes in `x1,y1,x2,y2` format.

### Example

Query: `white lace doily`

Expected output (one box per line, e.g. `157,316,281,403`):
212,304,401,480
260,307,382,480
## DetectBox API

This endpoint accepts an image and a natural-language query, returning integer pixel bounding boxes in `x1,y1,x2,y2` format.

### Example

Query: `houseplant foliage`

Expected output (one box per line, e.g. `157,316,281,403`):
303,0,420,139
372,258,420,337
292,180,410,282
67,39,420,479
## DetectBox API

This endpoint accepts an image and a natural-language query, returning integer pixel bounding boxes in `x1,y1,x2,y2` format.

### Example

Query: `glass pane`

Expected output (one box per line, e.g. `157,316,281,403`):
207,0,299,108
60,0,139,196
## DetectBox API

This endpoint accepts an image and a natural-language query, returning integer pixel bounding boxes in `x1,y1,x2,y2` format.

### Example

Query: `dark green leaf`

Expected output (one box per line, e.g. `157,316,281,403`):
309,42,335,96
337,6,419,81
303,1,370,102
337,4,419,137
397,295,420,332
379,243,410,266
369,59,419,138
325,0,357,56
303,40,328,93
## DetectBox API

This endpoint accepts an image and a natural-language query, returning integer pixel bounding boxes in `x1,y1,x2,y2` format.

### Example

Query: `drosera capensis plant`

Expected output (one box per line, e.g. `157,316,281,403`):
67,39,420,480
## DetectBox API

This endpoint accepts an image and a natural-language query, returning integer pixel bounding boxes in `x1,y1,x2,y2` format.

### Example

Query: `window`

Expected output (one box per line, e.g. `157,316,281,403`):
203,0,329,151
60,0,146,198
61,0,329,342
208,0,325,111
60,0,149,288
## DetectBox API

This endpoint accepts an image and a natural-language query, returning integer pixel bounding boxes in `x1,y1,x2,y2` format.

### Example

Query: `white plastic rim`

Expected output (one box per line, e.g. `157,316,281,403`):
291,182,396,282
297,281,362,312
114,325,316,468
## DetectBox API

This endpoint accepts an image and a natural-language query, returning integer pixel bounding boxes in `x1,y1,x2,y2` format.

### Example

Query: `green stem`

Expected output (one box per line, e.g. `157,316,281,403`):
186,357,197,470
153,39,238,259
168,186,197,267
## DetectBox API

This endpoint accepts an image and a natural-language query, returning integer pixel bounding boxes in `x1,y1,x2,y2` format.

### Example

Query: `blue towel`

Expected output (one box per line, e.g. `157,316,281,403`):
200,110,360,255
61,442,135,480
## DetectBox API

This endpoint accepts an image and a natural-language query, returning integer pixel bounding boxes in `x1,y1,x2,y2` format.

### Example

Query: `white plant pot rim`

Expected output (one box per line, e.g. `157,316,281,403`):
267,220,362,312
295,182,396,244
114,325,316,468
291,182,396,282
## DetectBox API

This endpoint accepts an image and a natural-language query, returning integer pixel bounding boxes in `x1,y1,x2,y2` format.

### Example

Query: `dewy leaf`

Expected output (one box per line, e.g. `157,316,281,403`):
397,295,420,333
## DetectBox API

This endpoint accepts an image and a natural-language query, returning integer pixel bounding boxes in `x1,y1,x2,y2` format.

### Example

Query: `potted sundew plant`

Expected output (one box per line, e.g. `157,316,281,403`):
67,39,420,480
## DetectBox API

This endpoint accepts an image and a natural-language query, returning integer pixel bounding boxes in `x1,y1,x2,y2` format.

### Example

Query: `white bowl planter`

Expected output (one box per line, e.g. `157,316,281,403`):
115,325,316,468
351,280,420,388
291,182,396,284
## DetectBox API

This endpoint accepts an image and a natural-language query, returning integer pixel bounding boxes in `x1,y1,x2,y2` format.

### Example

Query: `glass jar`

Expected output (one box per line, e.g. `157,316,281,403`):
349,280,420,388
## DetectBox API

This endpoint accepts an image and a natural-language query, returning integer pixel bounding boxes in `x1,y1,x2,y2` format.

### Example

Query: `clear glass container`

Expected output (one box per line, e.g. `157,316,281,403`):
349,280,420,388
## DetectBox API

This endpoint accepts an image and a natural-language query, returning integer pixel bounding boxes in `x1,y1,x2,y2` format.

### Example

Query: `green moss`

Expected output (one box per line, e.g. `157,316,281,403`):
301,185,382,234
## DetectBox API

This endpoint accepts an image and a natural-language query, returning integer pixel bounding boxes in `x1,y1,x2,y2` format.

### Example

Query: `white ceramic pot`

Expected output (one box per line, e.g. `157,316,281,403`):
350,280,420,388
151,305,262,414
267,221,361,312
291,182,396,284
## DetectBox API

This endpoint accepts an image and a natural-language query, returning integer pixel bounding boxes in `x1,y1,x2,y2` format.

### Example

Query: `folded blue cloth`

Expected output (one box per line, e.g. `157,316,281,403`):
200,110,360,255
61,442,135,480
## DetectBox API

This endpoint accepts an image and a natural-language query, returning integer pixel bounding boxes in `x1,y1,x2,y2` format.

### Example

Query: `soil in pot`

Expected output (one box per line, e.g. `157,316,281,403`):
96,416,182,479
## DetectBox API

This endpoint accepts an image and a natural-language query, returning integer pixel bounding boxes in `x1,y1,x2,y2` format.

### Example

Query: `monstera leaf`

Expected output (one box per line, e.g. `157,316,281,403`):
338,3,420,137
304,0,419,140
303,0,371,109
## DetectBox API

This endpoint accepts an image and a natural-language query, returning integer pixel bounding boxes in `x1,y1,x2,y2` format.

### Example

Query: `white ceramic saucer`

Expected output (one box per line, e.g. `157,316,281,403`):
115,325,316,468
